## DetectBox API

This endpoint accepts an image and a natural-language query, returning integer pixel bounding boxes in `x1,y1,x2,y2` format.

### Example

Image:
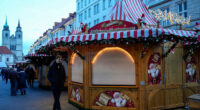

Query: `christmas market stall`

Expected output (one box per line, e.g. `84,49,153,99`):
35,0,200,109
25,53,68,88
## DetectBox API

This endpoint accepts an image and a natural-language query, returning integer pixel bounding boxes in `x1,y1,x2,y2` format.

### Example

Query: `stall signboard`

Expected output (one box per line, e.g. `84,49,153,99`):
89,20,138,34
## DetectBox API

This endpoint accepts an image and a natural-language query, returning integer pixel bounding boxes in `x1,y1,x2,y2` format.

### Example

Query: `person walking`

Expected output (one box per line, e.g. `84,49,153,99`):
48,55,66,110
9,68,18,96
18,68,27,95
1,68,6,80
25,65,35,88
4,68,10,84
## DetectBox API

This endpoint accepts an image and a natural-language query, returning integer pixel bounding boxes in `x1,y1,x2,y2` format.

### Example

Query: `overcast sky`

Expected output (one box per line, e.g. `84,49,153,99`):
0,0,76,55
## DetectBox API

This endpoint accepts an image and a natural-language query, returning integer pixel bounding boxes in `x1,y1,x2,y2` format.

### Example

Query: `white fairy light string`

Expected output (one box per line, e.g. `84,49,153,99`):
149,9,191,25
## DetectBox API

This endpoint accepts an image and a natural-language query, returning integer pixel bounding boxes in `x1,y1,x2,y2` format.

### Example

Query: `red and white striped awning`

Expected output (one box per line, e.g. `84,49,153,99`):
47,28,198,45
72,27,81,35
107,0,157,25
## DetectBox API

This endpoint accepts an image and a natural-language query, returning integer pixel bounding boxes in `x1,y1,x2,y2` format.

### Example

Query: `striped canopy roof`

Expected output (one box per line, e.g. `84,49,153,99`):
45,28,198,46
107,0,157,25
72,27,81,35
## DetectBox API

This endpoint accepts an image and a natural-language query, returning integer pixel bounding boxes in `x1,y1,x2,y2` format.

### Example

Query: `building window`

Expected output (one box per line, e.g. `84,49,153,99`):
81,13,83,22
108,0,112,7
161,7,170,26
103,0,106,10
88,8,91,17
94,20,96,25
84,10,87,20
10,45,16,50
18,35,20,38
79,14,81,22
88,22,91,28
178,1,187,18
94,3,100,15
97,3,99,13
6,58,9,62
78,2,80,10
79,13,83,22
94,5,96,15
97,19,99,24
94,19,99,25
85,0,87,6
81,0,83,8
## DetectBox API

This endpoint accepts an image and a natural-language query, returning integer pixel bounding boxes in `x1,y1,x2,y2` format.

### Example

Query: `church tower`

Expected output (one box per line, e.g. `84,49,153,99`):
15,20,23,61
2,17,10,49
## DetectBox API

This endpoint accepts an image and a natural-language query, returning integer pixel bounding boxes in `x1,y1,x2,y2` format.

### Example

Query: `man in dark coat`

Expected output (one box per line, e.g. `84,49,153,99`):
25,65,35,88
48,55,66,110
9,68,18,96
17,68,27,95
4,68,10,84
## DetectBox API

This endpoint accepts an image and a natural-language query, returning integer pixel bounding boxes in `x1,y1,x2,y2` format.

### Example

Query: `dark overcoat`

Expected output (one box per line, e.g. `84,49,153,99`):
47,62,66,90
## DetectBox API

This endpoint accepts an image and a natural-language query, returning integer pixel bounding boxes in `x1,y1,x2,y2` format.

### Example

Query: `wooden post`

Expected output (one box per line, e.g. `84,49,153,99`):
157,21,160,28
83,45,90,109
137,19,141,29
84,24,89,34
179,24,182,30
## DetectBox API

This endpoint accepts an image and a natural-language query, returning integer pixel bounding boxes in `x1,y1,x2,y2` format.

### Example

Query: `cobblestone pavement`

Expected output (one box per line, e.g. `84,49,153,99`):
0,78,78,110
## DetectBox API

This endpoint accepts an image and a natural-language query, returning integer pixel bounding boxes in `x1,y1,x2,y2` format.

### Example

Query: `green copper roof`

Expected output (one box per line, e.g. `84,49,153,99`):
4,17,8,27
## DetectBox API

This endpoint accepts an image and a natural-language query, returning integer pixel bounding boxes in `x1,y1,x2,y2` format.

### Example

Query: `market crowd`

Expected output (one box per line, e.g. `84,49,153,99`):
0,65,35,96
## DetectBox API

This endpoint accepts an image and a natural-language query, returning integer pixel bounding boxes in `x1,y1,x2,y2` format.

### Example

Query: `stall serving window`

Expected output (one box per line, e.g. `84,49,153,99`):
71,53,83,83
92,47,136,85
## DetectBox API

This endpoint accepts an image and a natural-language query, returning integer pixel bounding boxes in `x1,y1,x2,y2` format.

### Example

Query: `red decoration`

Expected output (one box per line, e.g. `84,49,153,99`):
148,53,161,85
185,55,196,83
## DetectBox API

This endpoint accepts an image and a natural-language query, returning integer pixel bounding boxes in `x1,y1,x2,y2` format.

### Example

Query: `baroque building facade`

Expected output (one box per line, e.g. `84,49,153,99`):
2,18,23,61
76,0,118,28
28,12,76,54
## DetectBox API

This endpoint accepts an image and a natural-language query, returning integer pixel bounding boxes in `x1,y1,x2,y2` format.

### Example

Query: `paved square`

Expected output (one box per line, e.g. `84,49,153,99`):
0,78,78,110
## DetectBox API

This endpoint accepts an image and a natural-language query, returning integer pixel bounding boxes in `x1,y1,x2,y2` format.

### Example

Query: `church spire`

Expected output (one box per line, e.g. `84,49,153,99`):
16,19,22,32
4,16,8,26
3,16,9,31
17,19,21,28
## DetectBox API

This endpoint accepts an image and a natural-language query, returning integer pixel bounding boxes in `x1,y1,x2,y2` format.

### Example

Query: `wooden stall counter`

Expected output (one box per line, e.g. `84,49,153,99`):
187,94,200,109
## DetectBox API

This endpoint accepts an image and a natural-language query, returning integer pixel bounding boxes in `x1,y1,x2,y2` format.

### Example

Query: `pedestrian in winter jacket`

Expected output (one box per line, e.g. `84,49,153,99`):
18,68,27,95
9,68,18,96
48,55,66,110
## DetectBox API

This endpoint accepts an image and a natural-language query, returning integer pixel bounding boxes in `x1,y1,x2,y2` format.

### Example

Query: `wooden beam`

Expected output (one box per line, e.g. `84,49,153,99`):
68,45,85,60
